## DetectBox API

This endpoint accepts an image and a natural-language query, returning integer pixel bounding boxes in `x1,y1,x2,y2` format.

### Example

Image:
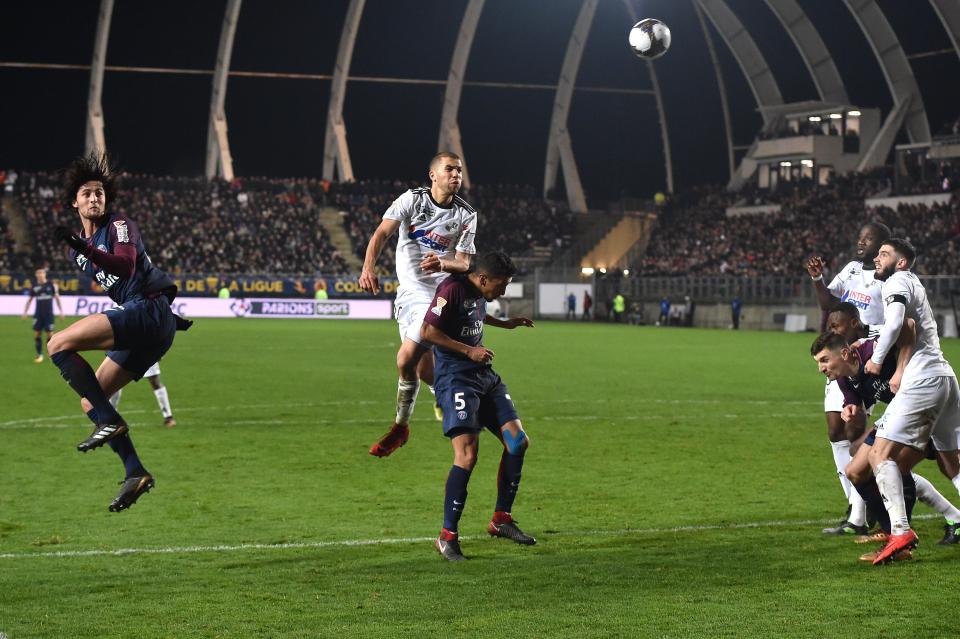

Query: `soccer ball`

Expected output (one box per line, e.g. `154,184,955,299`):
628,19,671,60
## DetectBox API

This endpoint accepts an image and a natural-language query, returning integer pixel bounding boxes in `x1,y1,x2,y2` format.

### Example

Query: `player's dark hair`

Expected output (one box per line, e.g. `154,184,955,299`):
885,237,916,268
62,152,117,207
810,331,848,356
830,301,860,320
864,221,891,241
429,151,460,170
475,250,517,280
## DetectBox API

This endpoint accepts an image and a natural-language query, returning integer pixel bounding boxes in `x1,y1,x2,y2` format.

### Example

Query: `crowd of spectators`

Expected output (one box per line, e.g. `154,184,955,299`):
4,165,956,281
12,172,350,275
641,176,960,278
326,179,576,275
4,172,577,277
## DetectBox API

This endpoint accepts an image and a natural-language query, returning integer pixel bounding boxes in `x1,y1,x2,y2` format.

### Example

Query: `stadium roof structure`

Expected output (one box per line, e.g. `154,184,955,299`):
5,1,959,203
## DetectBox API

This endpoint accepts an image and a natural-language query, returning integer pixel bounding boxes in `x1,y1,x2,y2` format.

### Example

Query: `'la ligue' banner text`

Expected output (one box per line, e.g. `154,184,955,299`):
0,295,392,320
0,273,400,298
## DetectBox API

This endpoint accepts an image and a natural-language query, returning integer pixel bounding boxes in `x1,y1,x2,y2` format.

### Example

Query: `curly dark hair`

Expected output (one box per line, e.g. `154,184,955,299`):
62,152,118,207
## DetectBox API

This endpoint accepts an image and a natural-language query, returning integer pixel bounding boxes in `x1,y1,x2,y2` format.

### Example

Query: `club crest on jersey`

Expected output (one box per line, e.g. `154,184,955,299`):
431,297,447,316
113,220,129,242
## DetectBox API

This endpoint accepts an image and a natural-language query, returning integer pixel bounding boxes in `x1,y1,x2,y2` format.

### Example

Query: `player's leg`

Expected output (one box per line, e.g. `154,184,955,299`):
936,450,960,494
925,376,960,543
369,318,431,457
845,436,885,538
417,348,443,422
84,356,157,511
436,429,478,562
32,327,43,362
823,378,866,532
481,377,536,545
145,364,175,427
866,380,947,563
47,313,125,436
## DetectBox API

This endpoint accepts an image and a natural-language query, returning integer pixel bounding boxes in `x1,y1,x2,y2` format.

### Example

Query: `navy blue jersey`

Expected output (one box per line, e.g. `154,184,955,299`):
423,273,487,376
30,282,56,317
69,213,176,305
837,338,898,410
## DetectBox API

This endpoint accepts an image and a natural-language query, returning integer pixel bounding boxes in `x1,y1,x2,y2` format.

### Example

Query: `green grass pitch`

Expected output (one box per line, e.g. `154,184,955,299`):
1,316,958,638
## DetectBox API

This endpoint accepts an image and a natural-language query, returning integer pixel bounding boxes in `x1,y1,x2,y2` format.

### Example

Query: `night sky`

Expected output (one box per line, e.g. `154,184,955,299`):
2,0,958,200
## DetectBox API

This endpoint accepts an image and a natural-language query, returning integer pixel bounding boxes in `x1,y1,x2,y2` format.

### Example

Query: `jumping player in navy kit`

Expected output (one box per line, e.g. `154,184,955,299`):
420,251,535,561
21,268,63,362
46,153,190,512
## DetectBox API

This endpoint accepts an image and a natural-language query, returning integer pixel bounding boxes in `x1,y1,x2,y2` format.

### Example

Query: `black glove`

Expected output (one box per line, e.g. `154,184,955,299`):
54,226,89,255
173,314,194,331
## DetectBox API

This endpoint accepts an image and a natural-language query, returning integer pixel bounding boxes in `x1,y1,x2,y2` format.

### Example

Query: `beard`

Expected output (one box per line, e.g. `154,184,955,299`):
874,263,896,281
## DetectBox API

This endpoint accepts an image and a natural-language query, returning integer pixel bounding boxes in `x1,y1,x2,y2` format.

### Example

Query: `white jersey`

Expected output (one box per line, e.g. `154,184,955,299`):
384,187,477,299
881,271,954,383
827,260,884,325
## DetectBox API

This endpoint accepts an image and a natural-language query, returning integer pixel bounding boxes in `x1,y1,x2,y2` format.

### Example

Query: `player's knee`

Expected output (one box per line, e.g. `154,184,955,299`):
455,449,478,471
503,429,528,455
80,397,93,414
46,332,66,355
845,465,867,485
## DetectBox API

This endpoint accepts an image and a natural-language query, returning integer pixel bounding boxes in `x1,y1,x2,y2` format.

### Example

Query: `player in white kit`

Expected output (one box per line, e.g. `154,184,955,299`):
864,238,960,563
806,222,889,534
107,361,176,427
358,152,477,457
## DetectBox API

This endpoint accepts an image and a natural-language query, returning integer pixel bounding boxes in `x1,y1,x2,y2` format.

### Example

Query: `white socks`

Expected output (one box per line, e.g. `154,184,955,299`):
107,386,173,419
154,386,172,418
830,441,854,499
913,472,960,523
875,460,911,535
953,473,960,497
395,379,420,424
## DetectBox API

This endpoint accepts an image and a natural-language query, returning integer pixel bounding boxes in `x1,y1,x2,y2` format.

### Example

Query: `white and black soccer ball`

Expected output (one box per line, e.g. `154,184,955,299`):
628,18,671,60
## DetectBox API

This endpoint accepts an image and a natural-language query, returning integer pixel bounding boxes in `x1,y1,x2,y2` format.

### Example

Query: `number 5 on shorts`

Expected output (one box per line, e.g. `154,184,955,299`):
454,392,466,410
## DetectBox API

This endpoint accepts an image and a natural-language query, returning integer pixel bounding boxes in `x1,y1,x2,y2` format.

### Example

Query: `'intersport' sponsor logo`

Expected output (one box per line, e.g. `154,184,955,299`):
249,301,351,316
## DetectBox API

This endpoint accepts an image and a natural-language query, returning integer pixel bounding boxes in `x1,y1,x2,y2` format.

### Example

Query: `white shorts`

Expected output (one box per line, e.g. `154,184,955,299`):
143,361,161,378
394,295,433,344
824,378,844,413
876,375,960,451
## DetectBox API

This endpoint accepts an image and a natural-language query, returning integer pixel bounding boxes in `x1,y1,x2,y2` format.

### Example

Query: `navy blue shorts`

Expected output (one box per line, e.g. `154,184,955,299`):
865,426,937,459
105,296,176,380
436,366,519,437
32,315,54,332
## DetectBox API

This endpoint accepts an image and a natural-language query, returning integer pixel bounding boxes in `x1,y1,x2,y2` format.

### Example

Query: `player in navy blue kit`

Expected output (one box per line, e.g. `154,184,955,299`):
21,268,63,363
420,251,535,561
46,153,190,512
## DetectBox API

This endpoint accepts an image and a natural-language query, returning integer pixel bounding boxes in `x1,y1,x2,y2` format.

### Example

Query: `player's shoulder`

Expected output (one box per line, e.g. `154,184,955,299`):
452,194,477,214
882,270,913,293
838,260,862,276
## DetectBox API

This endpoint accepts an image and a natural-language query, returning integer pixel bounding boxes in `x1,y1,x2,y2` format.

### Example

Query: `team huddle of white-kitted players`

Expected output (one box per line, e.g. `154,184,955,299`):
808,224,960,564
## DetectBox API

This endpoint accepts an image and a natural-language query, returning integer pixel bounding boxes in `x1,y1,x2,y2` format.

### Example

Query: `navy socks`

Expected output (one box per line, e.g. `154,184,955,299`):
443,465,472,532
84,407,147,479
495,450,525,513
51,351,122,425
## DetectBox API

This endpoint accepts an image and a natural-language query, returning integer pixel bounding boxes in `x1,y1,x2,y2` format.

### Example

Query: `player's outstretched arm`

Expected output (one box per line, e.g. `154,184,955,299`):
421,323,494,363
420,250,472,275
805,256,837,311
483,315,534,330
359,218,401,294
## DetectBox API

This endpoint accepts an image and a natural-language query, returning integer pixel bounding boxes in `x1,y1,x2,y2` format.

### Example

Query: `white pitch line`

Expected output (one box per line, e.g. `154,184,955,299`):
0,397,819,428
0,514,939,561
